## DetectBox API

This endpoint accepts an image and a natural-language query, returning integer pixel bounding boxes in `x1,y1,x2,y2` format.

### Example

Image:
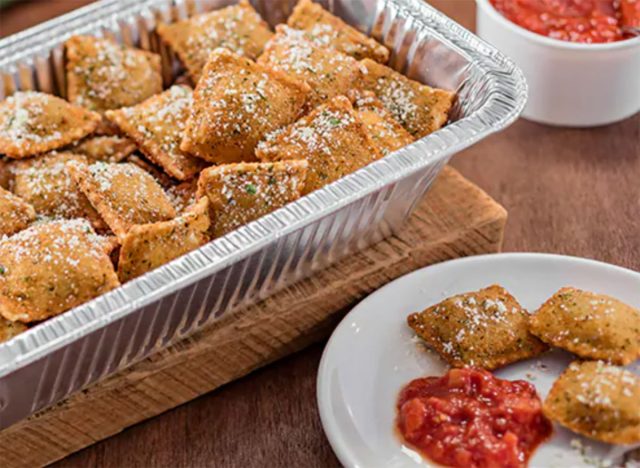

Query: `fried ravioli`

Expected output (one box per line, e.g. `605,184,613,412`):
180,48,310,164
0,219,120,323
196,160,307,238
407,285,548,370
70,135,137,163
529,287,640,365
0,187,36,237
157,0,273,82
0,316,27,343
360,59,455,139
258,25,364,110
348,90,414,155
11,152,105,229
106,85,206,180
0,91,100,159
117,197,210,282
544,361,640,444
287,0,389,63
126,154,175,189
65,35,162,113
70,161,176,239
166,179,198,214
256,95,381,194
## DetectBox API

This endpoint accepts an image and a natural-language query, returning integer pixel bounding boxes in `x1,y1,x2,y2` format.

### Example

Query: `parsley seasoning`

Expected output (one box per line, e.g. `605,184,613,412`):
245,183,257,194
329,117,341,126
0,265,5,276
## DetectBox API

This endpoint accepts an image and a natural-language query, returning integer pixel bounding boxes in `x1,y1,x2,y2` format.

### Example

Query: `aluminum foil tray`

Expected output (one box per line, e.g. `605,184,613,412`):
0,0,527,429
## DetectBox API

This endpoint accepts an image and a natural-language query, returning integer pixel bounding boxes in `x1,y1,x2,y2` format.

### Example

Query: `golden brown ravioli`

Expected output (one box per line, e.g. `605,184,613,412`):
106,85,206,180
530,287,640,365
70,161,176,239
407,285,548,370
180,48,310,164
70,135,137,163
157,0,273,82
256,95,381,195
0,219,120,323
0,91,100,159
348,90,414,155
126,154,175,189
166,179,198,214
544,361,640,444
11,152,105,229
196,160,308,238
0,316,27,343
287,0,389,63
65,35,162,113
360,59,455,139
0,187,36,237
258,25,364,110
117,197,210,282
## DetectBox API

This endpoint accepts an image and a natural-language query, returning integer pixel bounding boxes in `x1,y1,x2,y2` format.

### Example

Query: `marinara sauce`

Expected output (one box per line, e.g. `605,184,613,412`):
490,0,640,43
396,368,552,468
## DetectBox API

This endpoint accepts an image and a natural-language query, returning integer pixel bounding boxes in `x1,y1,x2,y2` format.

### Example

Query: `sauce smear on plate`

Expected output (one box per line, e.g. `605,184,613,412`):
396,368,552,468
490,0,640,43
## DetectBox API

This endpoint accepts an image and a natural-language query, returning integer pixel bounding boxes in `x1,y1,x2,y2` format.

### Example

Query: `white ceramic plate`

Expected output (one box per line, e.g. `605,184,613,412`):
317,253,640,468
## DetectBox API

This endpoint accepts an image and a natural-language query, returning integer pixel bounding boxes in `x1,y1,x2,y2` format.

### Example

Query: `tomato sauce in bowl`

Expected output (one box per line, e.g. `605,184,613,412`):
396,368,552,468
489,0,640,43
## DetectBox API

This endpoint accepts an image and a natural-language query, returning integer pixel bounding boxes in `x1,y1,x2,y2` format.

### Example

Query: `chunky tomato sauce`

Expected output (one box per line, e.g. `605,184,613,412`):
396,368,552,468
490,0,640,43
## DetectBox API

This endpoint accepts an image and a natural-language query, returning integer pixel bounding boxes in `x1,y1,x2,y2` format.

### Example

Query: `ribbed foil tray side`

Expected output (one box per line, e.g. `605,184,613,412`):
0,162,445,427
0,0,526,429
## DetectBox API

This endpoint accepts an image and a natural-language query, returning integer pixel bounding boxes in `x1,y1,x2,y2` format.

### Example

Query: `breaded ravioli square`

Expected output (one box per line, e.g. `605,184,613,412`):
529,287,640,365
348,90,414,155
0,91,101,159
70,135,137,163
70,161,176,239
65,35,162,113
256,95,381,194
544,361,640,444
360,59,455,139
258,25,364,110
0,187,36,237
196,160,307,238
106,86,206,180
12,152,105,229
180,48,310,164
117,197,210,282
0,316,27,343
287,0,389,63
157,0,273,82
407,285,548,370
0,219,120,323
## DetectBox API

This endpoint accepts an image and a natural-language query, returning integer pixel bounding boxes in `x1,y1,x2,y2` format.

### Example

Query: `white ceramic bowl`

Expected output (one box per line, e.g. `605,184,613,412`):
476,0,640,127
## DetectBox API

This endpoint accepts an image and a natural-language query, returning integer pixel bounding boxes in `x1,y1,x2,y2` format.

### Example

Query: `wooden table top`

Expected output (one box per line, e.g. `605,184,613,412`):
1,1,638,466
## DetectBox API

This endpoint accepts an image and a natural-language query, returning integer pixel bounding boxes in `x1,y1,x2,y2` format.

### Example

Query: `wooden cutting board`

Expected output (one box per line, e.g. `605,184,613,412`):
0,166,507,468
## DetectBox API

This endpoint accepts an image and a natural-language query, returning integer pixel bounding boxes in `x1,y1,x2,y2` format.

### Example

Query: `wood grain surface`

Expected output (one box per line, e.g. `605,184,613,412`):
1,0,639,467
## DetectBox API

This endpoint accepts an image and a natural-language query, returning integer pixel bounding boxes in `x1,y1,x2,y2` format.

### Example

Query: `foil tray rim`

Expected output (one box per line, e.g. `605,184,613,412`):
0,0,527,377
